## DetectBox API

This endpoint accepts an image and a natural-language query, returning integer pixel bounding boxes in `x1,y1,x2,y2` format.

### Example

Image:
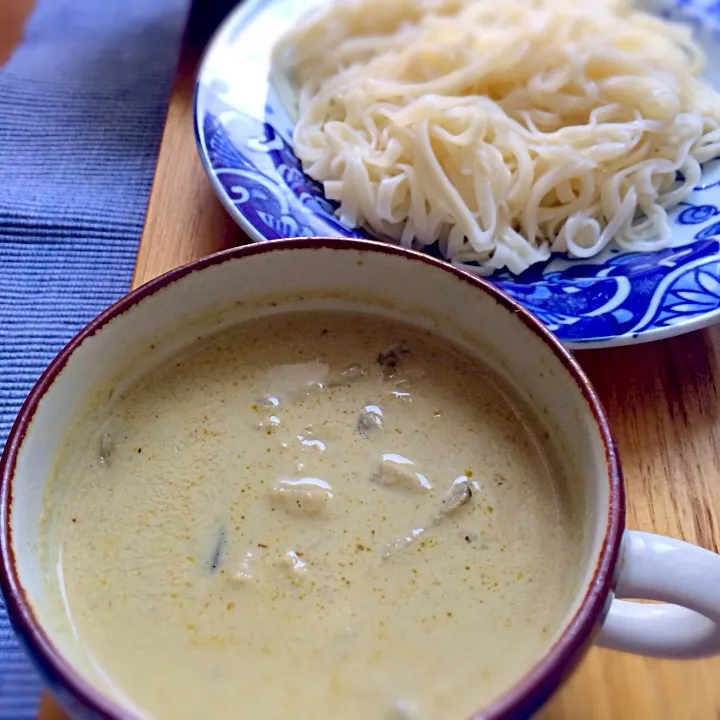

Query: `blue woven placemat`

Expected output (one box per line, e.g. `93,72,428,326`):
0,0,190,716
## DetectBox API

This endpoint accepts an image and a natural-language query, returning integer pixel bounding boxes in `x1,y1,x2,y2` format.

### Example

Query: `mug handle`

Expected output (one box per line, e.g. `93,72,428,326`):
596,530,720,658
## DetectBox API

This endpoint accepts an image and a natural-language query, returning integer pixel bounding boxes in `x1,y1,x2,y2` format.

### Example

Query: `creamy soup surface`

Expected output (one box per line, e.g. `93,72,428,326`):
42,310,582,720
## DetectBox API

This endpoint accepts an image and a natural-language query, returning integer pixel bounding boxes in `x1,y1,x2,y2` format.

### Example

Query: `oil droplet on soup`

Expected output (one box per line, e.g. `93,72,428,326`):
42,311,582,720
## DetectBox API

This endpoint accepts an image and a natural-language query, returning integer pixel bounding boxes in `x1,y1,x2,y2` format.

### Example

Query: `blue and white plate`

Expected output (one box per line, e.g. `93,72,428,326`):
195,0,720,348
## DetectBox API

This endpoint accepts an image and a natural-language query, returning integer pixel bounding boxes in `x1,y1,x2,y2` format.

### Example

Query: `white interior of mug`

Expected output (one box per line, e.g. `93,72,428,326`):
9,244,613,707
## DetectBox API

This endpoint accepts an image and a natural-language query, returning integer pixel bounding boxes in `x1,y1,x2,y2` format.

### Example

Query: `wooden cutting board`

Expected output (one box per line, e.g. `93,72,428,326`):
0,0,35,66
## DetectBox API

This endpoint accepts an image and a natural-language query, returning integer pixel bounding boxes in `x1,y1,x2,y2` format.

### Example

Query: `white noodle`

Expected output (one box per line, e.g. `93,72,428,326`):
272,0,720,274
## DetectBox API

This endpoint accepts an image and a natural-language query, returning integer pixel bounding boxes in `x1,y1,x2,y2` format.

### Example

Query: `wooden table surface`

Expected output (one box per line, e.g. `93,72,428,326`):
34,20,720,720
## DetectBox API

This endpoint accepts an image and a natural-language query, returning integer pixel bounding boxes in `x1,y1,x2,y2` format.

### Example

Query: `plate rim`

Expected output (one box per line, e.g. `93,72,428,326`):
193,0,720,350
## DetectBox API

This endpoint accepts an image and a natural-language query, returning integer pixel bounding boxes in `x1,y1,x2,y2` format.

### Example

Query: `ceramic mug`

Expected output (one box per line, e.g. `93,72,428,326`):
2,238,720,719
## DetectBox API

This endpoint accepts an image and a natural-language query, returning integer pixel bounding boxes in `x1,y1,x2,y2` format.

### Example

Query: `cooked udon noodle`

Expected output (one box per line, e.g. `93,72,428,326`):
272,0,720,274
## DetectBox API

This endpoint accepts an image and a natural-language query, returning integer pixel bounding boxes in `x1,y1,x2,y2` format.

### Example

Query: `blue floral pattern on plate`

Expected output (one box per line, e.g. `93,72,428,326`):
194,0,720,348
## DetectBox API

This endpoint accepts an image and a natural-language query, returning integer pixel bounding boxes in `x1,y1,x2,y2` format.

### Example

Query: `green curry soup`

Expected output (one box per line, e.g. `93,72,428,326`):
41,310,582,720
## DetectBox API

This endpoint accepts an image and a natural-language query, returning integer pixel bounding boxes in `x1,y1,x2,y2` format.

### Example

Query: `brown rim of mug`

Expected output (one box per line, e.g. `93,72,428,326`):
0,237,624,720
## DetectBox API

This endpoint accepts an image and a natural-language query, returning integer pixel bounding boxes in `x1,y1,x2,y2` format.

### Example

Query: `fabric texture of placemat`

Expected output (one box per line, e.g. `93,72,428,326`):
0,0,190,716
